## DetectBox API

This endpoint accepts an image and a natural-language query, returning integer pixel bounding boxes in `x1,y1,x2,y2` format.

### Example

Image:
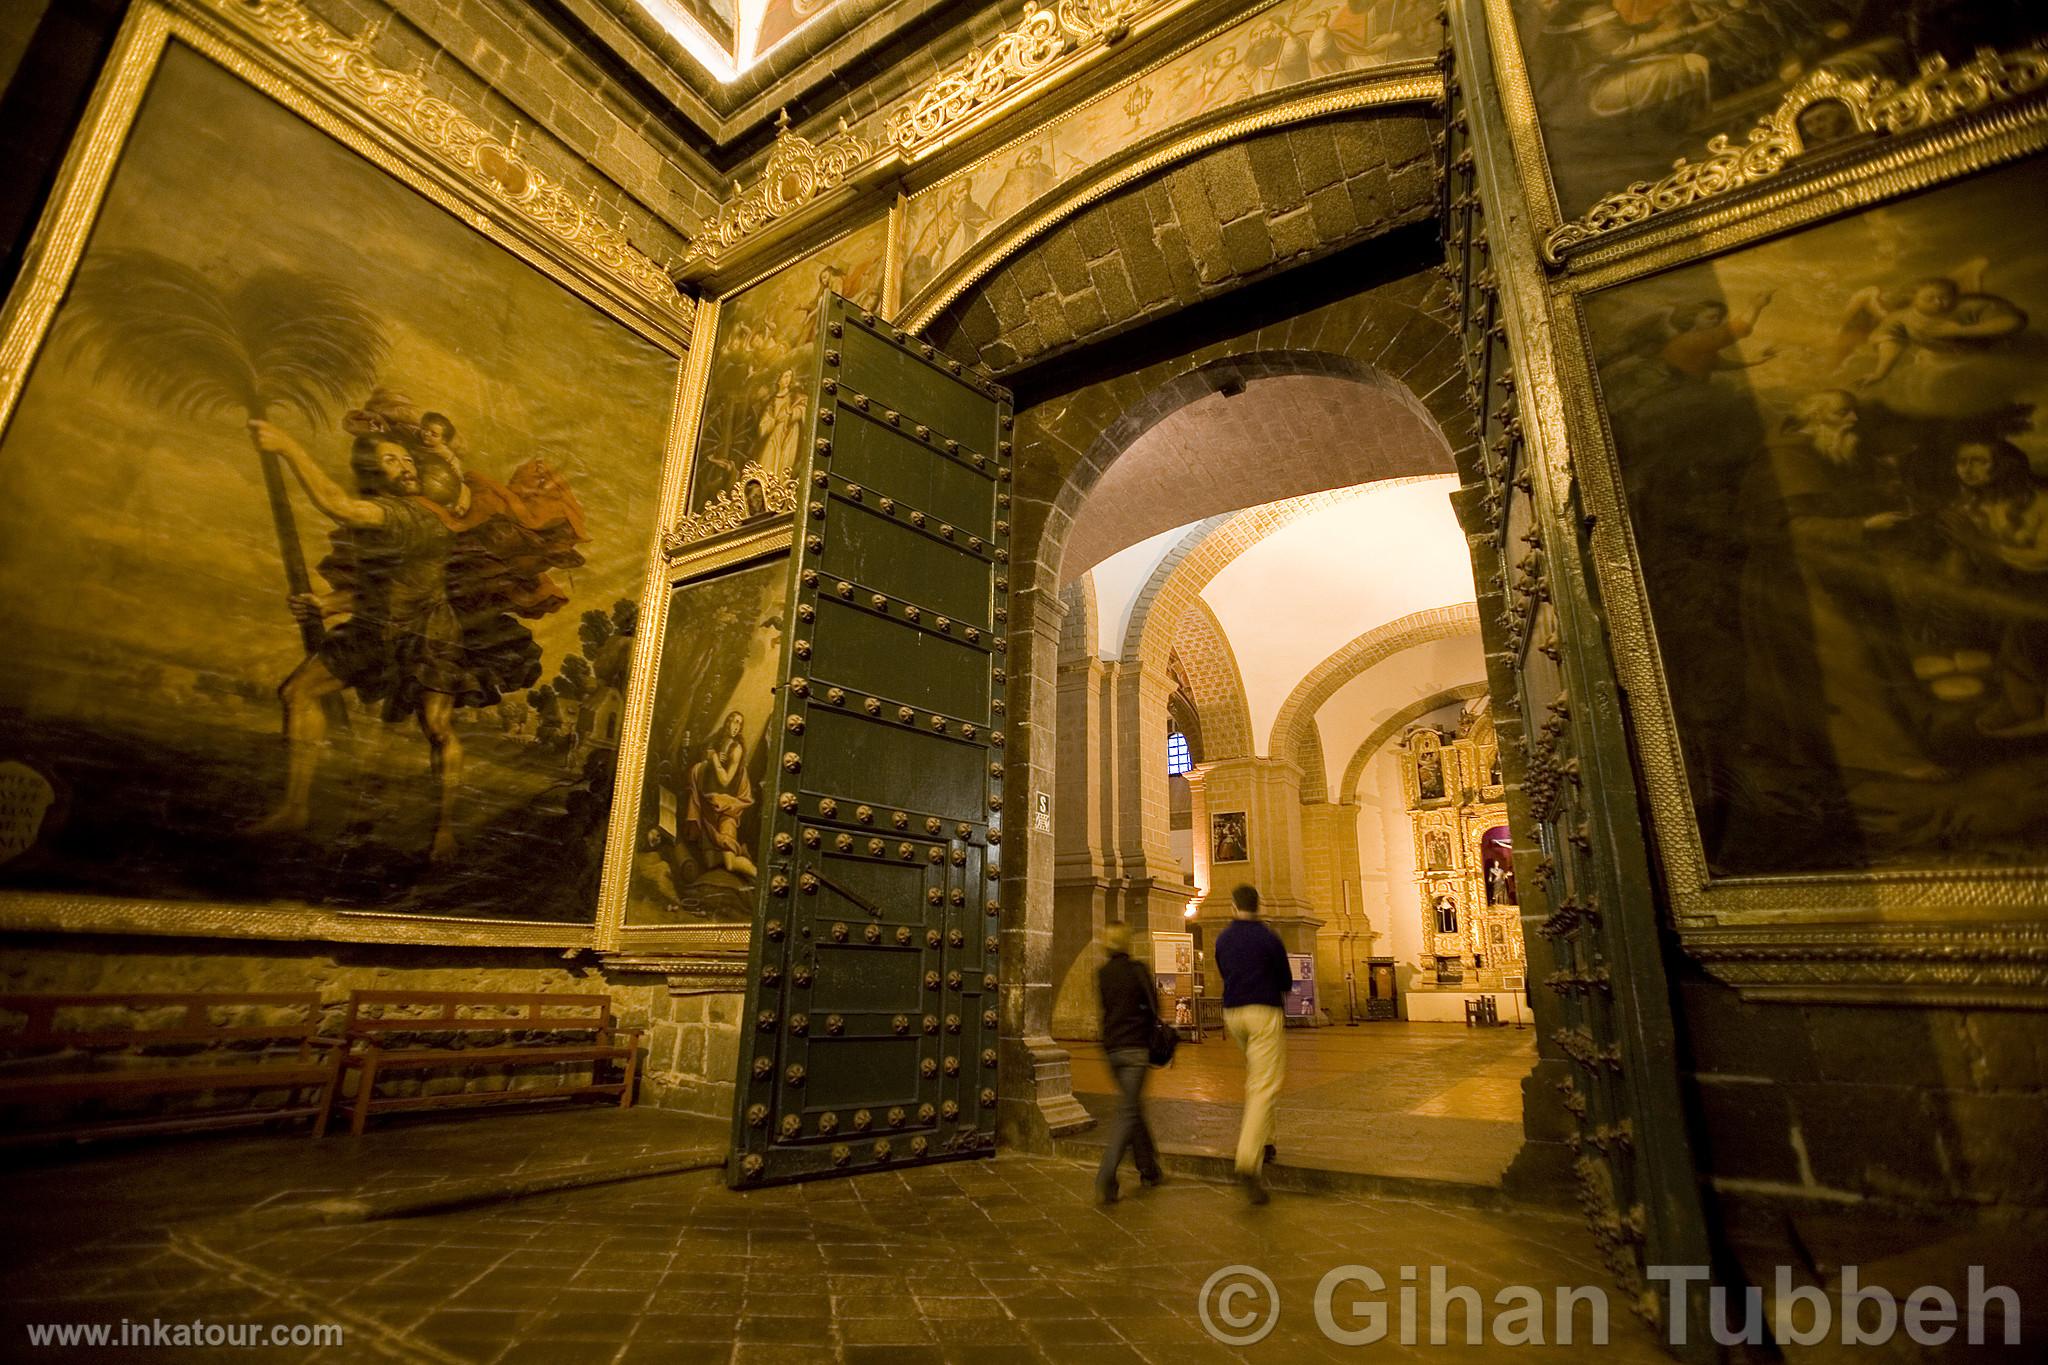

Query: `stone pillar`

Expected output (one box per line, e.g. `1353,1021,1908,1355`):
1002,584,1091,1149
1050,652,1110,1038
1107,661,1189,948
1186,756,1324,995
1300,799,1364,1024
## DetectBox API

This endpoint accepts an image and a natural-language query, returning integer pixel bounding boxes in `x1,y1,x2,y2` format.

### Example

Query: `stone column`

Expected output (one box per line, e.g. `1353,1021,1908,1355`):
1110,659,1199,956
1050,652,1110,1038
1186,756,1324,996
1002,584,1091,1149
1300,799,1363,1024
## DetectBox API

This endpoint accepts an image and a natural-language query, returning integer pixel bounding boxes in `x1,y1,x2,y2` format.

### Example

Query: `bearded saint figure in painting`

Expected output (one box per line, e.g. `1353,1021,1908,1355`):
246,391,586,862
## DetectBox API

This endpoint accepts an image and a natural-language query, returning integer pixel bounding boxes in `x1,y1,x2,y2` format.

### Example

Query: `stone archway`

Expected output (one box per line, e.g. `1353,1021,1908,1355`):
1000,337,1479,1143
910,107,1489,1143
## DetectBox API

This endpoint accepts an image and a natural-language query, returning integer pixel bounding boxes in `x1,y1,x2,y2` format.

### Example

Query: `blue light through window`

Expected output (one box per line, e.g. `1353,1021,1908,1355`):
1166,730,1191,776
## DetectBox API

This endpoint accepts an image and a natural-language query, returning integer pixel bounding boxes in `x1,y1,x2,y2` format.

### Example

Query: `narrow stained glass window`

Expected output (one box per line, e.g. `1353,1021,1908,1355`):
1166,729,1191,776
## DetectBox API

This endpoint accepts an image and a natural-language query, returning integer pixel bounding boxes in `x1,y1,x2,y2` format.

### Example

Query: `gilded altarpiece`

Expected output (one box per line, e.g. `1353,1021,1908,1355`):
1401,706,1523,988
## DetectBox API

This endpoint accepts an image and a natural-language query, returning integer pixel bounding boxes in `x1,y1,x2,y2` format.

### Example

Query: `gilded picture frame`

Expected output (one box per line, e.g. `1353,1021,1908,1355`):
1549,125,2048,944
1479,0,2048,275
599,532,793,959
663,216,888,558
0,0,697,950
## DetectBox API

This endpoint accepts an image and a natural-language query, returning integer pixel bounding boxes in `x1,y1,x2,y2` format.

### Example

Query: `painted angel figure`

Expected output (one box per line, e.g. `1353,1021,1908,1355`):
1833,258,2033,422
756,370,808,485
1600,292,1779,420
1309,0,1432,74
983,144,1059,230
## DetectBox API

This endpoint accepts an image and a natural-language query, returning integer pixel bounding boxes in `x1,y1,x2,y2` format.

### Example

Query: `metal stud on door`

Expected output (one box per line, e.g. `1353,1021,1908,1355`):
730,295,1010,1187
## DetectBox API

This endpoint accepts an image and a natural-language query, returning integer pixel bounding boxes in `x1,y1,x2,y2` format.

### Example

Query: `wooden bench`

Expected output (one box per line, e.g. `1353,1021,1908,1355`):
340,990,640,1136
0,993,342,1144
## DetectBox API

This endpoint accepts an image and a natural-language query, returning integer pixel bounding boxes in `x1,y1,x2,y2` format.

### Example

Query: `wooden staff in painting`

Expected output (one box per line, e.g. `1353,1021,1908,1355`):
55,249,389,727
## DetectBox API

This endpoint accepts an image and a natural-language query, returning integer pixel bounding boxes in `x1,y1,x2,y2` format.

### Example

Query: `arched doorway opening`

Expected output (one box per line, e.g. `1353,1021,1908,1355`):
1005,337,1546,1190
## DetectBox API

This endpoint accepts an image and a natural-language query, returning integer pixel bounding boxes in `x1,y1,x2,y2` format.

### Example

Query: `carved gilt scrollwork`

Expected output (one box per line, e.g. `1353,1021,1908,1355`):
1546,43,2048,262
662,462,798,554
883,0,1160,152
682,111,875,267
214,0,686,317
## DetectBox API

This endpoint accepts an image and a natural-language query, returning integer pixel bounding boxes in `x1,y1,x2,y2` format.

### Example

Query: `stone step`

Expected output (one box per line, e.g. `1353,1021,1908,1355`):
211,1145,728,1232
1054,1136,1515,1210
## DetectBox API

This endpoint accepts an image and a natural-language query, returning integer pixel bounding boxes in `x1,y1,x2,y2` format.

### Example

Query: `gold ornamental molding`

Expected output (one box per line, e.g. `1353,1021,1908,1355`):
1684,922,2048,1010
212,0,690,321
1545,42,2048,264
662,462,799,554
601,948,752,989
883,0,1164,156
903,66,1443,331
681,111,876,270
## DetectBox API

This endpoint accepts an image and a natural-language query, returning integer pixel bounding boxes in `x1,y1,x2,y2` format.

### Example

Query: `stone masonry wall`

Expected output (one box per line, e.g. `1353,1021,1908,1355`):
928,110,1441,372
1675,964,2048,1211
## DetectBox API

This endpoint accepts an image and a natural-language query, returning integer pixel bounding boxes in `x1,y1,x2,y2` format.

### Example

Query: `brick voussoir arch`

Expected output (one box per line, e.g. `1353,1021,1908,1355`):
1170,598,1254,763
1058,349,1450,587
1338,682,1490,801
1056,575,1097,668
1124,487,1372,681
1267,603,1483,780
904,68,1445,351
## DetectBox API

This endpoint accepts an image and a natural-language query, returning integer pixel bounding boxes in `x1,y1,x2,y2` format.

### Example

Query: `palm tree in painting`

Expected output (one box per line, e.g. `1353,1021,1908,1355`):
55,247,389,669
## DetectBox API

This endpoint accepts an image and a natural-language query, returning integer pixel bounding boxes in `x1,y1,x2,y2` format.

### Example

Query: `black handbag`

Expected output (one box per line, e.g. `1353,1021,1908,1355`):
1147,1017,1179,1068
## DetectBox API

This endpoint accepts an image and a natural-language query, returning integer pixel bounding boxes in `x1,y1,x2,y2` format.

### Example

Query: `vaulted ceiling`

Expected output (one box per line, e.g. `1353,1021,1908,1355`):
543,0,1005,160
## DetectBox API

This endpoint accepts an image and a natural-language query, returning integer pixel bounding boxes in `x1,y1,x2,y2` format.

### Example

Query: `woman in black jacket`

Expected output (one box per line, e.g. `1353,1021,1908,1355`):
1095,921,1166,1203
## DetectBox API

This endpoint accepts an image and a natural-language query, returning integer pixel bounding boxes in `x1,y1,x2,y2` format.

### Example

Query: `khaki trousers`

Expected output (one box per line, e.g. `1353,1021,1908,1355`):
1224,1004,1286,1175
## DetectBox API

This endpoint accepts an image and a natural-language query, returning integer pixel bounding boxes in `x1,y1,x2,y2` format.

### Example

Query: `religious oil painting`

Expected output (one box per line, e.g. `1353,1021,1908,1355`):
1211,811,1249,864
1584,159,2048,878
0,43,679,925
900,0,1436,302
1414,741,1446,802
678,220,887,544
1508,0,2038,220
626,559,786,925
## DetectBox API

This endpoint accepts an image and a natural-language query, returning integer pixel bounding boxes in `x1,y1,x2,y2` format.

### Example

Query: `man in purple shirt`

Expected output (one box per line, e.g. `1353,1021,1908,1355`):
1214,884,1291,1204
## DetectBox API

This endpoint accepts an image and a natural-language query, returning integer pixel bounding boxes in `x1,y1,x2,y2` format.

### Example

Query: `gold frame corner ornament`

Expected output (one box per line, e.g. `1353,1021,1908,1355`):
1545,42,2048,266
210,0,690,325
663,464,800,555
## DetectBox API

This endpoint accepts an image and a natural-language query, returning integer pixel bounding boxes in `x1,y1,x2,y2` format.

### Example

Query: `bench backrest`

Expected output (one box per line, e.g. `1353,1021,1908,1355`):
342,991,614,1036
0,993,323,1049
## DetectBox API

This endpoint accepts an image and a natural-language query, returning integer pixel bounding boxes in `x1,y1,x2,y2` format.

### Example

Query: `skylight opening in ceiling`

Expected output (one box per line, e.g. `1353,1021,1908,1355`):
634,0,849,83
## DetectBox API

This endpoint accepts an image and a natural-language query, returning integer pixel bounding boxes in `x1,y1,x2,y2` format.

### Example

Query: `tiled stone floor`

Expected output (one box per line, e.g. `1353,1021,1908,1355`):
1065,1023,1534,1186
4,1120,1672,1364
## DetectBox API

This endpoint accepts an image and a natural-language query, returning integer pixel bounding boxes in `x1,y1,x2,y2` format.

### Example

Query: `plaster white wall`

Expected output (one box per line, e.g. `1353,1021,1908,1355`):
1200,477,1472,752
1310,634,1486,802
1086,523,1194,660
1169,827,1195,884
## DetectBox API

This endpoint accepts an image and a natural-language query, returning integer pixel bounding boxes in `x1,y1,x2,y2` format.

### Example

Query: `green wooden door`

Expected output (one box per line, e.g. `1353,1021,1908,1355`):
1442,32,1715,1354
729,295,1013,1187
